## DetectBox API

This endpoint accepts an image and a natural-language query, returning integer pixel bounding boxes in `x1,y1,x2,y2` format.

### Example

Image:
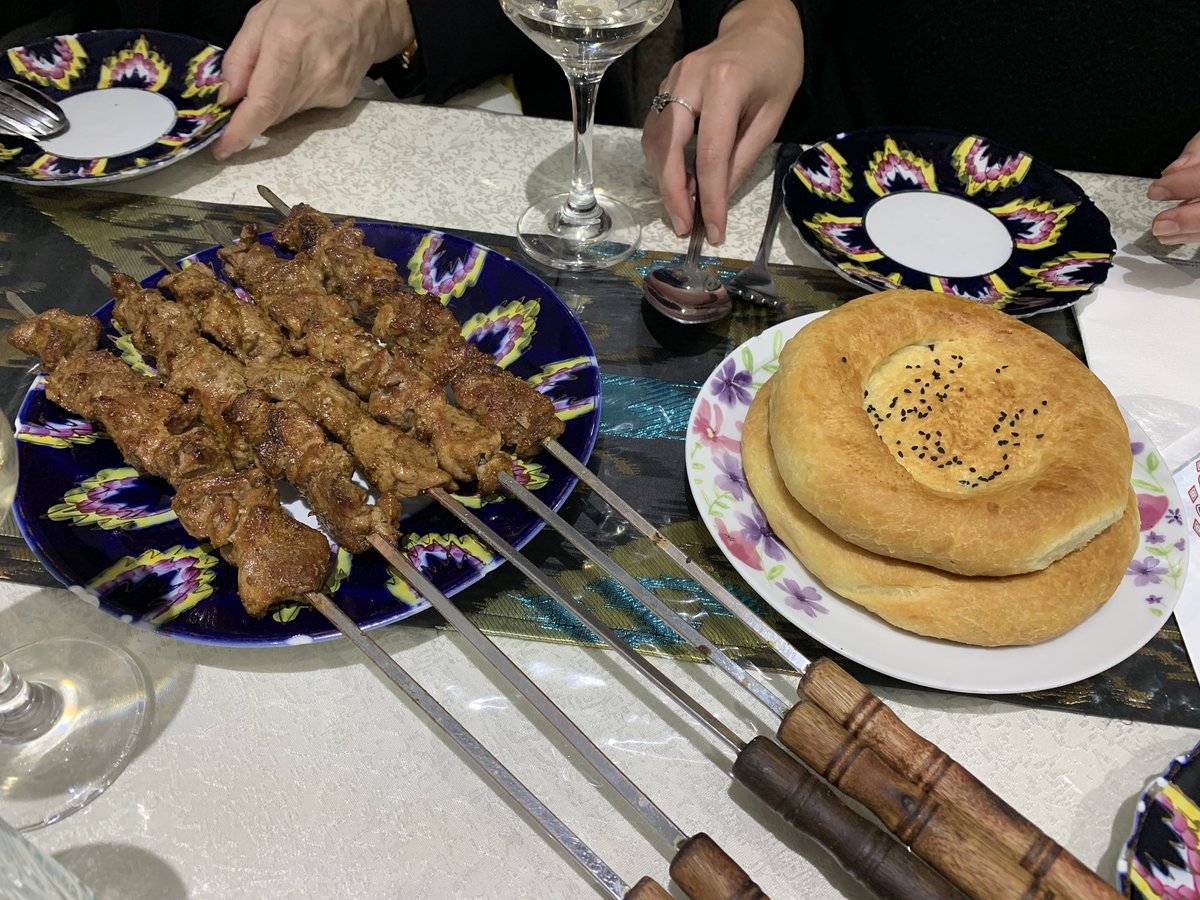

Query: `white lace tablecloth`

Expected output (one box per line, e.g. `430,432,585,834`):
4,101,1196,899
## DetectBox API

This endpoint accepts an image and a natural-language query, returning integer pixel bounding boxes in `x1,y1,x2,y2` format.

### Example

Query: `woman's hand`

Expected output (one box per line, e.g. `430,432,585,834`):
641,0,804,244
1147,132,1200,243
211,0,414,159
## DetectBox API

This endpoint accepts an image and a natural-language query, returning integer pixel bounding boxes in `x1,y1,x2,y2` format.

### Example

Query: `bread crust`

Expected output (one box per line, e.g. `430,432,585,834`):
770,290,1131,575
746,380,1139,646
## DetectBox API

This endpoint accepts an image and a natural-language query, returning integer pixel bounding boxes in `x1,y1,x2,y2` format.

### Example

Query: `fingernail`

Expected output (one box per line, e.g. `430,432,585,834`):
706,224,721,245
1147,185,1171,201
211,145,229,161
670,215,686,236
217,84,229,106
1153,219,1181,236
1164,152,1191,173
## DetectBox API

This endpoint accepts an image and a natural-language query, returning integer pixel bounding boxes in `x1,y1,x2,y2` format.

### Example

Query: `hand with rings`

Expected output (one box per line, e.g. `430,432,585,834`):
640,0,804,244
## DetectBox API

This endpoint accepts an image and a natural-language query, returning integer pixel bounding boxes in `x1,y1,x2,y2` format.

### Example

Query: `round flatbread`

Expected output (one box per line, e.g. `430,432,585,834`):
746,380,1139,646
770,290,1131,576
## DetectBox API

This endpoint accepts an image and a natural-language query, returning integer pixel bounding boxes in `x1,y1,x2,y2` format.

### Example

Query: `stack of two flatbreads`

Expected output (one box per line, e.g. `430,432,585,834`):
744,290,1139,646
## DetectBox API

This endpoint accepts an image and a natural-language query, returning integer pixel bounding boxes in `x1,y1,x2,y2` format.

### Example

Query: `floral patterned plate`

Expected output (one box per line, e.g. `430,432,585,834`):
686,313,1187,693
12,223,601,646
1119,740,1200,898
0,29,229,185
783,126,1116,317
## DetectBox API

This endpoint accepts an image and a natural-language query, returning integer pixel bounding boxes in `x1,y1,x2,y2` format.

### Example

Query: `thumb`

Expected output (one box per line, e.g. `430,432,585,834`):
217,4,269,106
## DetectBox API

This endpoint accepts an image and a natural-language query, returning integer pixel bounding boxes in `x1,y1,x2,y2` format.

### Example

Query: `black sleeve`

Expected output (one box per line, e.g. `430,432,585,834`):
408,0,530,105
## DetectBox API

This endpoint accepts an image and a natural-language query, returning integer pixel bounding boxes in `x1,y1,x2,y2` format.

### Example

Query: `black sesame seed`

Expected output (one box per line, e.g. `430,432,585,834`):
841,356,847,363
1036,433,1044,439
998,440,1009,446
992,424,1001,432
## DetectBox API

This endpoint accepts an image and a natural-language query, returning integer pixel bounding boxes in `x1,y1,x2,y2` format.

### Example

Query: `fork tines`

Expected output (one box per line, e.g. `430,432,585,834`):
0,79,67,140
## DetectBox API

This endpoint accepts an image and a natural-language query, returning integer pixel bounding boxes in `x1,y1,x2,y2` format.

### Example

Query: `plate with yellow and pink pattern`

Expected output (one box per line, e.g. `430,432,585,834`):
783,126,1116,317
0,29,229,185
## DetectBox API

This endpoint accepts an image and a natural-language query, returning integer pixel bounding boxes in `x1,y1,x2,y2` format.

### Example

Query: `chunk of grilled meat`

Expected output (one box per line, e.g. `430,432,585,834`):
47,351,230,482
9,309,102,371
111,274,256,469
245,356,454,498
159,262,291,363
173,468,332,617
220,228,501,481
274,205,563,457
225,390,398,552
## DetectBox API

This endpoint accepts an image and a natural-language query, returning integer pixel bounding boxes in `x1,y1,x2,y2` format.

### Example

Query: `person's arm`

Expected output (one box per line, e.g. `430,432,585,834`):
211,0,414,159
641,0,804,243
1147,133,1200,244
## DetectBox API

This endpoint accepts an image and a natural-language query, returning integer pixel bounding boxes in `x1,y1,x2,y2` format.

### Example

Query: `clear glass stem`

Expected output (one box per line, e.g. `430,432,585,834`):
562,68,606,226
0,660,61,745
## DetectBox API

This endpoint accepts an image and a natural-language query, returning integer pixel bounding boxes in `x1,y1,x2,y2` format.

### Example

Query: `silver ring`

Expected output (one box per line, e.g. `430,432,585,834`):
651,91,697,117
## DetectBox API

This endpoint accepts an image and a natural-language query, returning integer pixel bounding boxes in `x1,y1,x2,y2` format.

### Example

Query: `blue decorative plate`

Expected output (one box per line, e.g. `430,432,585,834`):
12,223,601,646
1120,741,1200,898
0,29,229,185
783,126,1116,317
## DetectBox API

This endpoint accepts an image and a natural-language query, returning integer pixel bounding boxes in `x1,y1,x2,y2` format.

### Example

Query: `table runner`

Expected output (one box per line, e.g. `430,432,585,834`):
1,184,1195,727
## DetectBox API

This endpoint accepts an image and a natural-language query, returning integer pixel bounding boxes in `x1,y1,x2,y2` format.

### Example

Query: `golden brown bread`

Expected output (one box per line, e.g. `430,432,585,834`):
745,380,1139,646
769,290,1132,576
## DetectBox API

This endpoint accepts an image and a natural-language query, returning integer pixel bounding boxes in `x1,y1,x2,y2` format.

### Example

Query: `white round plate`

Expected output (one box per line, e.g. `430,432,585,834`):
686,313,1189,693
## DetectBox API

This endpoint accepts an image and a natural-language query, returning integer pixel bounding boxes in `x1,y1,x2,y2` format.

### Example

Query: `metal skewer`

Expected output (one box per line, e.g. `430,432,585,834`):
247,189,1122,900
150,232,957,898
88,263,764,900
9,286,671,900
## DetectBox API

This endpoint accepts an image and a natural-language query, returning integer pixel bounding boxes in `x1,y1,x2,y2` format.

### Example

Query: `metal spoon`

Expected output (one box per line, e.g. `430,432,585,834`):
724,143,800,308
642,188,731,324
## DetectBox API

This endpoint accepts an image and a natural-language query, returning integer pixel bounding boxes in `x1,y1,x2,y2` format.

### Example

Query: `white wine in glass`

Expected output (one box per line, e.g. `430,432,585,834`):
500,0,673,270
0,411,149,832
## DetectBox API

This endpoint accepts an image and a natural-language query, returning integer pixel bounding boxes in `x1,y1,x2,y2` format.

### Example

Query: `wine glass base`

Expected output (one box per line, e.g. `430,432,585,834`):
517,192,641,271
0,638,149,832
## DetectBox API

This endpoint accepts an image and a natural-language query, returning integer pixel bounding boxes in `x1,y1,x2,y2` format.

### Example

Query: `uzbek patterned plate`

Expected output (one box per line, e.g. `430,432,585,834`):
1120,741,1200,898
12,223,601,646
686,313,1187,693
783,126,1116,317
0,29,228,185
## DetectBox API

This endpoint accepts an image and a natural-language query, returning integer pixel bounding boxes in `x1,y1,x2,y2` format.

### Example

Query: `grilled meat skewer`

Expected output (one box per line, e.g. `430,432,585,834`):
216,232,501,483
270,206,562,457
9,310,331,616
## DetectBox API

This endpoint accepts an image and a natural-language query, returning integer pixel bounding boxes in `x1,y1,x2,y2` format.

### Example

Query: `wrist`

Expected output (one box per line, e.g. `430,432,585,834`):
719,0,801,37
376,0,416,63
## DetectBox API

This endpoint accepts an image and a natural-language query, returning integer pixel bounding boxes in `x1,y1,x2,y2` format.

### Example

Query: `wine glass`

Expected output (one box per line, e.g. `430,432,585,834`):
500,0,674,270
0,410,149,832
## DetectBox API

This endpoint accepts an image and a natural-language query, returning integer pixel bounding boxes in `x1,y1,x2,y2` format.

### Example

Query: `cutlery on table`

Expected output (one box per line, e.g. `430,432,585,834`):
724,143,801,308
0,80,67,141
642,186,732,324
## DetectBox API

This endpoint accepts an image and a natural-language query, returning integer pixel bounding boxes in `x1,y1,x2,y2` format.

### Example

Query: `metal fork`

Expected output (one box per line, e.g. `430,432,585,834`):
0,80,67,141
724,143,801,308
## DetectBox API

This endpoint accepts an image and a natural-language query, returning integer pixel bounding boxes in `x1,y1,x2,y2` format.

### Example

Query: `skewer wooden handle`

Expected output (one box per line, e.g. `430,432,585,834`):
733,737,962,899
777,702,1051,900
625,877,673,899
670,833,768,900
800,659,1119,900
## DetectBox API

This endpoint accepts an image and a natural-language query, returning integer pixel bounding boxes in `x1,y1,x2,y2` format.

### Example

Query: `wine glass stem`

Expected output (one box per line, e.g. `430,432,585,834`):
563,70,606,225
0,659,61,744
